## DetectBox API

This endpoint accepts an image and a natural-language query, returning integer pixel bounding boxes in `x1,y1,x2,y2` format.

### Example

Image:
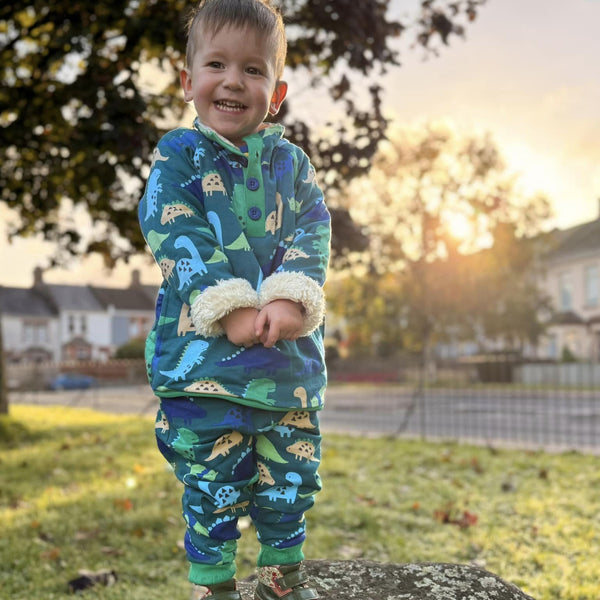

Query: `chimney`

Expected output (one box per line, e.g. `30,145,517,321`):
33,267,45,288
130,269,141,288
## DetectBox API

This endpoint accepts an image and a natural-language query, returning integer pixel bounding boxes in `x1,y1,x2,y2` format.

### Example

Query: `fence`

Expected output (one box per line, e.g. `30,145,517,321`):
324,357,600,453
7,357,600,453
5,359,147,391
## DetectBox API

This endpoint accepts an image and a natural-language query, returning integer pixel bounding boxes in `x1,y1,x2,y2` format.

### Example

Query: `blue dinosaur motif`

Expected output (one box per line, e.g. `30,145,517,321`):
218,345,290,375
296,357,321,377
160,339,209,381
144,168,163,221
304,201,329,223
216,406,253,430
275,526,306,549
256,472,302,504
273,425,295,438
232,446,254,480
207,211,224,249
193,143,206,169
208,514,238,541
179,173,205,202
274,154,293,178
174,235,208,290
184,531,214,562
292,227,307,242
263,241,287,275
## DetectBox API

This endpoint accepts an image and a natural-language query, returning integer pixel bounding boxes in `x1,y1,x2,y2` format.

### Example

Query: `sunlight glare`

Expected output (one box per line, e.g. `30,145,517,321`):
445,211,473,241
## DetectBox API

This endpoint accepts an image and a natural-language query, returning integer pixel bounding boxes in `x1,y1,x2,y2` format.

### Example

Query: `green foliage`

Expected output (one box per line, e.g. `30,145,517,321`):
0,1,486,266
1,404,599,599
328,123,553,357
561,345,578,363
114,337,146,359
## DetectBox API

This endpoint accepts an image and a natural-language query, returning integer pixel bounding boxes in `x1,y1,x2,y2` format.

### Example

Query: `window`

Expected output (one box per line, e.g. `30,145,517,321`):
558,272,572,311
23,321,48,345
584,264,599,307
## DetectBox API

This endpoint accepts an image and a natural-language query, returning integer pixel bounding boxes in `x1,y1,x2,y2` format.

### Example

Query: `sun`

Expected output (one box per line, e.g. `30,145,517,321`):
444,211,474,241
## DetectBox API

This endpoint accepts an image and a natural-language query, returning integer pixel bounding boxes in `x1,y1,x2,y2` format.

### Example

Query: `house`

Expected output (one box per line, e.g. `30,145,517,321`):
0,268,157,363
538,202,600,361
0,284,59,363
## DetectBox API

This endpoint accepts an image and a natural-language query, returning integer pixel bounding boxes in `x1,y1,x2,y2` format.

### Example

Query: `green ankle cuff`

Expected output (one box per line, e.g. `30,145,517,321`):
257,544,304,567
189,563,236,586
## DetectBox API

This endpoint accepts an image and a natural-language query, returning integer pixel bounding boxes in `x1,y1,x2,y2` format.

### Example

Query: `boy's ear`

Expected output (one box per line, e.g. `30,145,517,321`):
268,81,288,115
180,68,193,102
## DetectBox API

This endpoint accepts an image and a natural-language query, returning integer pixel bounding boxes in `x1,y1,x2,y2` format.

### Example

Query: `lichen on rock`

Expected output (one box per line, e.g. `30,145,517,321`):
239,559,536,600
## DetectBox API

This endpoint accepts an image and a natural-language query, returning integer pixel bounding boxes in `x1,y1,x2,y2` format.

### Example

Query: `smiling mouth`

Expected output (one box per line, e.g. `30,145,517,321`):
215,100,247,112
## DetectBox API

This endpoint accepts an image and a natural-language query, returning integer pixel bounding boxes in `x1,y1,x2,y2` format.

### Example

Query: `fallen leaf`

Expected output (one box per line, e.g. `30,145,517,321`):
101,546,124,556
41,547,61,561
114,498,133,511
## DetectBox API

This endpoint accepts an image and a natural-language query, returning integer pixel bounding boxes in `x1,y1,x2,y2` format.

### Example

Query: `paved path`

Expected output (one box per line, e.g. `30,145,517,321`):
11,383,600,452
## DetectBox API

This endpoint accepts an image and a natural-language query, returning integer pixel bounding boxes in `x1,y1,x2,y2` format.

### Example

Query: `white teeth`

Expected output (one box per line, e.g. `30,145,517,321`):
216,101,245,112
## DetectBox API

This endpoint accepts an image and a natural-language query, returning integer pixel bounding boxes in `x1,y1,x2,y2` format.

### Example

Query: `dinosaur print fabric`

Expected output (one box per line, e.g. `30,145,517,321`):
139,119,331,412
156,396,322,584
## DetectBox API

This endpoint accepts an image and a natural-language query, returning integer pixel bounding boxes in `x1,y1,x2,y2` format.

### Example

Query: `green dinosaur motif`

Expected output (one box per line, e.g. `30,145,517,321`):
225,232,251,251
147,230,170,253
256,434,288,464
244,378,276,405
157,315,177,327
207,247,229,264
287,197,304,213
172,427,200,461
186,463,218,481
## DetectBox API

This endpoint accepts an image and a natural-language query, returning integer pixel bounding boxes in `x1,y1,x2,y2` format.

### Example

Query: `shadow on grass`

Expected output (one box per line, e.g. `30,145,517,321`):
0,413,44,448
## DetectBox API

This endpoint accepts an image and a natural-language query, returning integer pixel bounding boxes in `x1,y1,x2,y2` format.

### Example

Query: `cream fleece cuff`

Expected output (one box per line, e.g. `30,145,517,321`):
259,271,325,337
190,278,260,337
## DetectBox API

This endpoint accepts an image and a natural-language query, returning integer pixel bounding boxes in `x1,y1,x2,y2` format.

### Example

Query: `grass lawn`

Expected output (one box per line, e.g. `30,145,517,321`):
1,404,599,600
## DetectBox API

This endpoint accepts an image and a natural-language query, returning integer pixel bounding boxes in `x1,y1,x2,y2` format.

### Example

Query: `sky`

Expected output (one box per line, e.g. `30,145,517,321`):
1,0,599,288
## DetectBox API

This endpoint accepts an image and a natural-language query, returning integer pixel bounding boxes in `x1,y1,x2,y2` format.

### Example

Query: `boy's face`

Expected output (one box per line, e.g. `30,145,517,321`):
181,24,287,146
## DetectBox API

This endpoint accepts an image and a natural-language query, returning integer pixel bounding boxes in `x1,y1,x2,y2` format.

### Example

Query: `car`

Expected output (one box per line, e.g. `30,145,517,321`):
48,373,97,391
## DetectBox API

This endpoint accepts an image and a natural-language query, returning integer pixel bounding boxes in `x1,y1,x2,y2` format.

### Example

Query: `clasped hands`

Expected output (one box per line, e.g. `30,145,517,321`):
220,299,304,349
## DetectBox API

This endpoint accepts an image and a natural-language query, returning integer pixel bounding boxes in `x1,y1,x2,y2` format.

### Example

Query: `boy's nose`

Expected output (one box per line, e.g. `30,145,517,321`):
223,68,244,90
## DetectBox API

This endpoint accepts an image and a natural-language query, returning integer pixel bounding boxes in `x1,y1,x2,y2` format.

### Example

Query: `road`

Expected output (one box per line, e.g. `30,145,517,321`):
11,383,600,452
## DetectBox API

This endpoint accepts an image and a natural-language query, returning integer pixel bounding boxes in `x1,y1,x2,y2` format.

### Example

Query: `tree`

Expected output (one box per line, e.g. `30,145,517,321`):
327,123,552,361
0,0,486,267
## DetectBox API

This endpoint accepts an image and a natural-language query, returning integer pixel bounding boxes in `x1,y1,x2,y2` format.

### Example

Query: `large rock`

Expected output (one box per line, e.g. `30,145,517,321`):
239,560,536,600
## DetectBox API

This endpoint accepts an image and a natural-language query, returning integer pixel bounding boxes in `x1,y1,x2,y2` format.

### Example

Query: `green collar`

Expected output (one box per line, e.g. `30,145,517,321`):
193,118,285,157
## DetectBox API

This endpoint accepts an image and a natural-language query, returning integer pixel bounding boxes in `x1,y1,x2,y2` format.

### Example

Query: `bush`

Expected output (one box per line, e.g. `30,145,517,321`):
114,338,146,359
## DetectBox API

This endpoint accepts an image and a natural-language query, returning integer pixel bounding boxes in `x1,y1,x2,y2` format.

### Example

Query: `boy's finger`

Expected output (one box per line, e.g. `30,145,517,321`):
264,323,280,348
255,310,267,338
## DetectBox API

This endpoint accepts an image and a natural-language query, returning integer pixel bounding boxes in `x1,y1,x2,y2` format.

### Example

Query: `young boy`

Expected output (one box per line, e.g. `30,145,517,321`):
138,1,330,598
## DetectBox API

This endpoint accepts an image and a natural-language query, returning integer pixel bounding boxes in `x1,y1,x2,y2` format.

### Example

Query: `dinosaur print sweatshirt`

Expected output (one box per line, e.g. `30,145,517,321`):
139,118,331,411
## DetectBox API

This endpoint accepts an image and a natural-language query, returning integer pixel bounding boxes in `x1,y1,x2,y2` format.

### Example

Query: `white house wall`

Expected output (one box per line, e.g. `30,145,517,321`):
1,314,61,361
59,311,112,359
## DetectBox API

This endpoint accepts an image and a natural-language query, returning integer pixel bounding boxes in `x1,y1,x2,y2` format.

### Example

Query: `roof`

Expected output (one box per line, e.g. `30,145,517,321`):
90,285,157,311
545,217,600,261
0,286,57,317
550,310,586,326
42,284,104,311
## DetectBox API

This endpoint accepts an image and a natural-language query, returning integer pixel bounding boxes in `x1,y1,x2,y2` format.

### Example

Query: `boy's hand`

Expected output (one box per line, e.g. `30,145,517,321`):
255,299,304,348
220,307,260,347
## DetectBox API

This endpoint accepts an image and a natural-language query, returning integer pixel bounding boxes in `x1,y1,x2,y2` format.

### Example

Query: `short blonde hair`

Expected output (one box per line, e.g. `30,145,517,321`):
185,0,287,78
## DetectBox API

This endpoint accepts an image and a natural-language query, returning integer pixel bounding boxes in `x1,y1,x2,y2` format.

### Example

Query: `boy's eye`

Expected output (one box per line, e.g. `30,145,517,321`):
208,61,224,69
246,66,262,76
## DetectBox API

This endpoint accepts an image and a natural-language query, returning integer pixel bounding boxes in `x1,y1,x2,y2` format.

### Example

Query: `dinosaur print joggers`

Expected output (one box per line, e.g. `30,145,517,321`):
155,396,322,586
